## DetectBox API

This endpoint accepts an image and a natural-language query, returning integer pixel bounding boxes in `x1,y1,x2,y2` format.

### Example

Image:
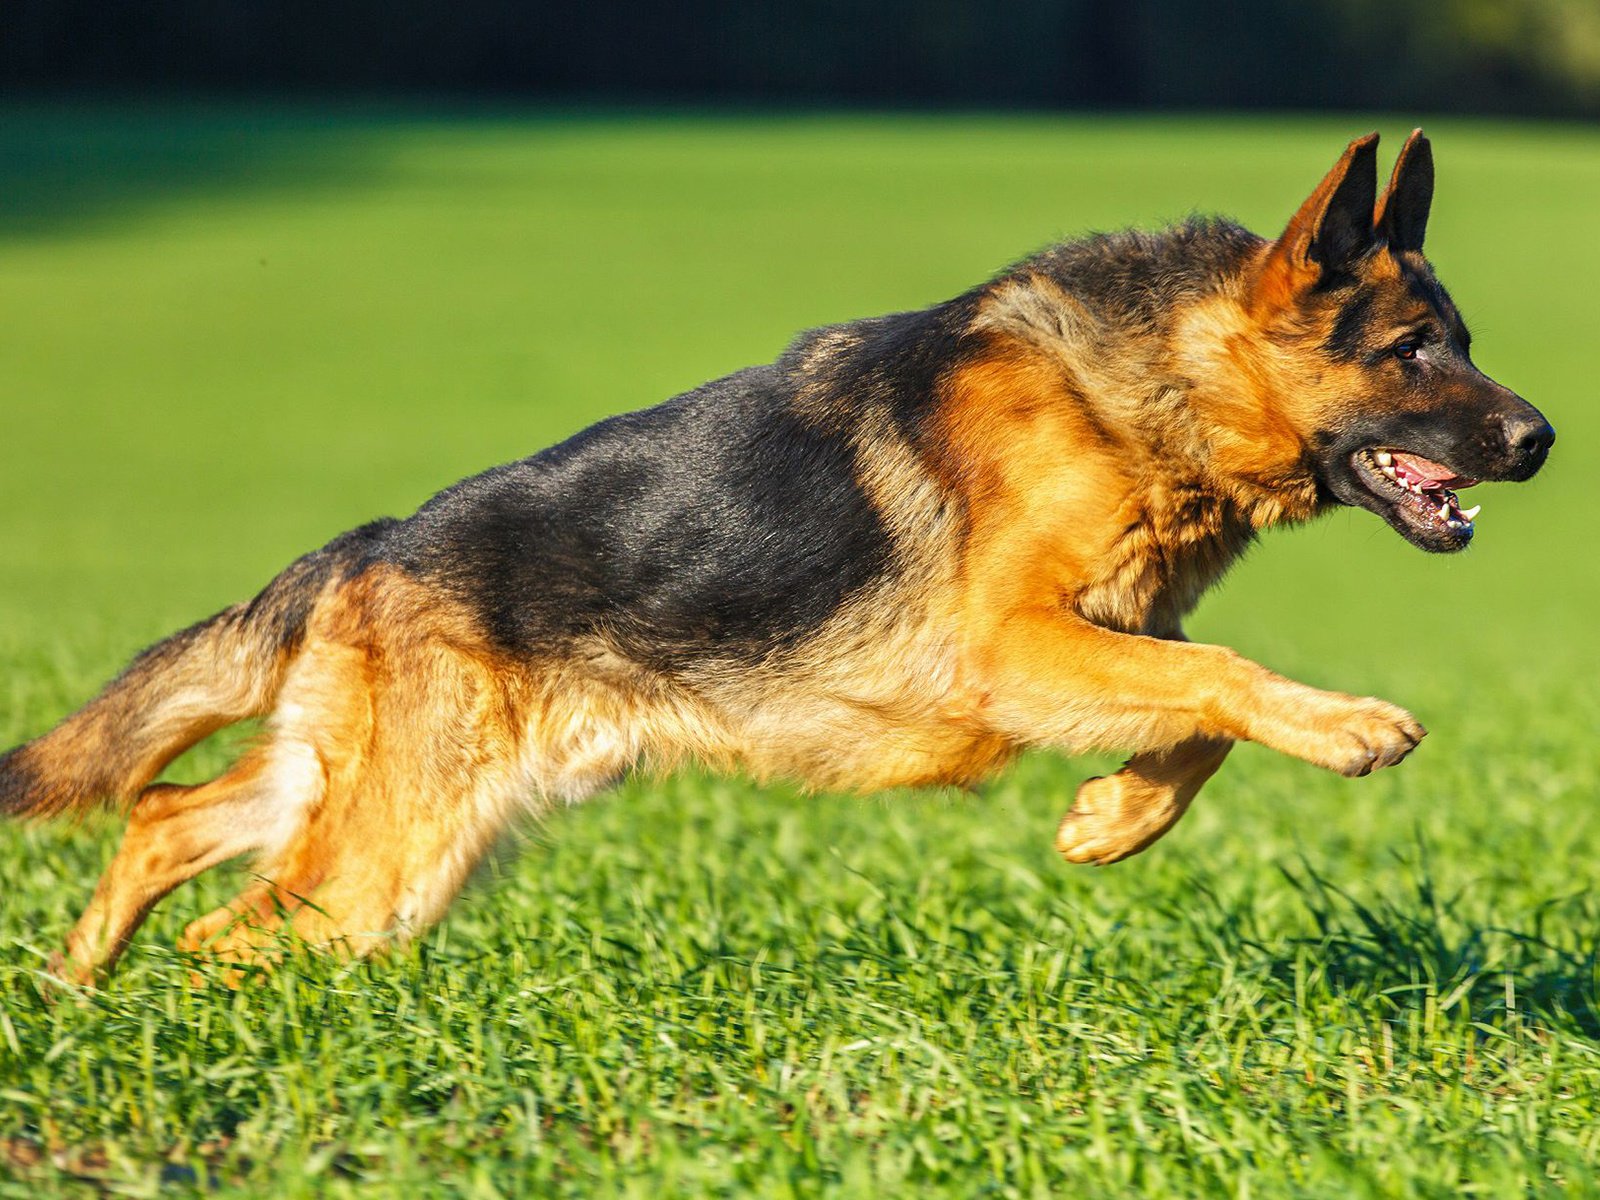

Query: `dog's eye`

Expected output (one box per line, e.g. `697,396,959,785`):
1393,341,1421,361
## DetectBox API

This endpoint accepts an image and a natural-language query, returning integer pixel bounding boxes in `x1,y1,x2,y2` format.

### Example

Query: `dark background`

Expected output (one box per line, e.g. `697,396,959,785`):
6,0,1600,116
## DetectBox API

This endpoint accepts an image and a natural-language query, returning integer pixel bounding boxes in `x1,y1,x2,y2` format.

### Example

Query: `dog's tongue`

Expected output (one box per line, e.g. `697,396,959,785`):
1392,452,1475,489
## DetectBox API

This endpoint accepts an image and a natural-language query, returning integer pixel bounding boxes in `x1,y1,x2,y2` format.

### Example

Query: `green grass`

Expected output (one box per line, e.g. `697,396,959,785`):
2,103,1599,1197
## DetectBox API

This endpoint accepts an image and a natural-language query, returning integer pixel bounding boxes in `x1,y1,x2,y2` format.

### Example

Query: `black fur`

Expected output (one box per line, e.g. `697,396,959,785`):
777,295,984,448
1309,138,1379,274
1327,287,1377,360
245,518,399,654
1379,139,1434,253
1399,262,1469,346
392,370,896,670
1023,218,1263,331
0,744,41,816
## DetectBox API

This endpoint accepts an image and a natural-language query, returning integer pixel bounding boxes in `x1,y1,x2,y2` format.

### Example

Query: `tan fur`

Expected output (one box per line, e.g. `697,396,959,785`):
9,607,290,820
923,335,1420,773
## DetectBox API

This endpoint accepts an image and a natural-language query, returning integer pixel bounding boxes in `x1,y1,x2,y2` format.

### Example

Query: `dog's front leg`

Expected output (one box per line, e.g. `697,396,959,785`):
1050,627,1225,865
975,609,1425,778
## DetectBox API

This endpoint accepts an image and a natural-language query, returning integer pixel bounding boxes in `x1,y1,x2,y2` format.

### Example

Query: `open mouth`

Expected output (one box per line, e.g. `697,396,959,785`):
1350,448,1481,548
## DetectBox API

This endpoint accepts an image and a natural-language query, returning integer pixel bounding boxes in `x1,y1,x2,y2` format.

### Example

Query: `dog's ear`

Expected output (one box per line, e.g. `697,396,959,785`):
1375,128,1433,253
1255,133,1379,307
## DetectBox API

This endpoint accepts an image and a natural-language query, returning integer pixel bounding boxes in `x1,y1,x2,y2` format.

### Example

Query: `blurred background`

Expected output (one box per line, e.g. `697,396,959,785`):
5,0,1600,115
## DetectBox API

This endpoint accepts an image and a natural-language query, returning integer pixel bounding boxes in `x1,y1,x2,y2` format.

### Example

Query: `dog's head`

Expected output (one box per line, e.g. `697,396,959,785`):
1249,131,1553,552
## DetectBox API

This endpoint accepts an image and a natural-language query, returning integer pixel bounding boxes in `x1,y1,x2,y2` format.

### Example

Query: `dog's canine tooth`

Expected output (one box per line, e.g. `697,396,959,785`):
1460,504,1481,521
1375,450,1393,466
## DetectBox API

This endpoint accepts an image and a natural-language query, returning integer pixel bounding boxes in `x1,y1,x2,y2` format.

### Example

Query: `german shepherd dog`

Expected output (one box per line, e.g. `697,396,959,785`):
1,131,1553,985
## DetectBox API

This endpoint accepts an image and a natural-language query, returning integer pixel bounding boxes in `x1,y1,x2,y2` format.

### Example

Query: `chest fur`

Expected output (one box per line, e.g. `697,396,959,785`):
1075,482,1256,635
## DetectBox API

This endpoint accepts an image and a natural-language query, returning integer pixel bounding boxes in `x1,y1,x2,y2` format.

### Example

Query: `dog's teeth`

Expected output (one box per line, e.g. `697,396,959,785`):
1375,450,1393,466
1460,504,1481,521
1382,465,1397,478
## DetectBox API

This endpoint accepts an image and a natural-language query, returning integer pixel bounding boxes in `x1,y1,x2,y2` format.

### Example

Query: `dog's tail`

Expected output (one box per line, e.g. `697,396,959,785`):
0,520,394,819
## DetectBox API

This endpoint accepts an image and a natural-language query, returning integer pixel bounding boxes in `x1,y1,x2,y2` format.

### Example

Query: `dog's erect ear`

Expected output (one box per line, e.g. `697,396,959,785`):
1255,133,1380,306
1375,128,1433,253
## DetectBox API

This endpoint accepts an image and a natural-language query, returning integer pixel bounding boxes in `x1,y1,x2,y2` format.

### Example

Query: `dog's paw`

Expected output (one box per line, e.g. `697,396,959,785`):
39,949,98,1004
1054,772,1181,866
1272,692,1426,777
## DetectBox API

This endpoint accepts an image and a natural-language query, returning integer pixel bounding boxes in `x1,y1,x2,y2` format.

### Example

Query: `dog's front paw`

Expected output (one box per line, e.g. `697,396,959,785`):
1269,691,1426,777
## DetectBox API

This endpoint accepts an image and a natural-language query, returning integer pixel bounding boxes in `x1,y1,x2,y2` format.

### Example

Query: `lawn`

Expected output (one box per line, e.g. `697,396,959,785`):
1,103,1598,1197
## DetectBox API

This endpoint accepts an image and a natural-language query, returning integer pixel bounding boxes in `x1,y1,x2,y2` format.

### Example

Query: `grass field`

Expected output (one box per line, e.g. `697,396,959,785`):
1,104,1598,1197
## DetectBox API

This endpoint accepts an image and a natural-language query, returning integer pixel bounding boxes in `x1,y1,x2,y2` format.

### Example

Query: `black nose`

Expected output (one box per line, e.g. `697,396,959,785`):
1500,411,1555,474
1508,416,1555,456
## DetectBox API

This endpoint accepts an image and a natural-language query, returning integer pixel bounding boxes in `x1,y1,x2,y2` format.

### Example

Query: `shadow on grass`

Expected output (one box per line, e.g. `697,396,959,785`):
0,100,414,239
1242,854,1600,1038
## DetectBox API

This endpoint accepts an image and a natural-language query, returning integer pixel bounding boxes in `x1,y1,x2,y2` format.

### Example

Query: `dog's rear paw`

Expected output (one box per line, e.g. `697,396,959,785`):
40,950,99,1004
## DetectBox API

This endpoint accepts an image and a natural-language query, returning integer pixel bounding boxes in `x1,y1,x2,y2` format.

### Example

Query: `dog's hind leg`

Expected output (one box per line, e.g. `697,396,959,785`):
175,573,653,981
179,627,575,978
181,761,534,977
1054,735,1232,866
50,746,307,985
